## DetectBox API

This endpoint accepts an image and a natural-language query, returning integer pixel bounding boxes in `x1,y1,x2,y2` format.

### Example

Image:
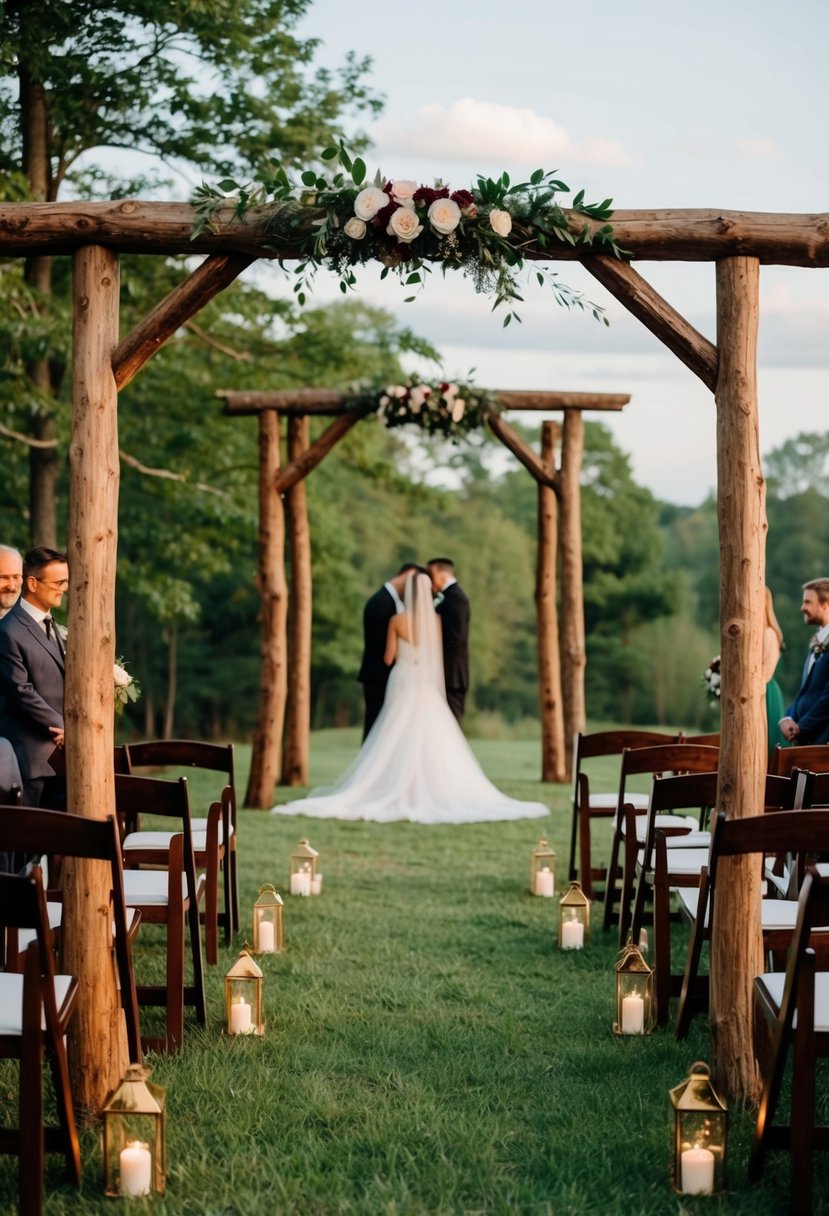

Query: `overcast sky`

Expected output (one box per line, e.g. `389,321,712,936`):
285,0,827,504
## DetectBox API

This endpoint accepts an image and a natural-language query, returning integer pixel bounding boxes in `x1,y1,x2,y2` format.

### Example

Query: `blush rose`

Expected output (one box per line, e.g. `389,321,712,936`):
387,206,423,243
428,197,462,236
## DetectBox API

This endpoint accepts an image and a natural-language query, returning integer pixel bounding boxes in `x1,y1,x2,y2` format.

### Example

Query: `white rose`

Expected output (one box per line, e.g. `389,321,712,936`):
354,186,388,221
409,385,429,413
385,384,407,399
428,197,461,236
344,217,367,240
489,208,512,238
113,663,132,688
387,206,423,243
390,179,418,204
710,673,721,688
451,398,466,423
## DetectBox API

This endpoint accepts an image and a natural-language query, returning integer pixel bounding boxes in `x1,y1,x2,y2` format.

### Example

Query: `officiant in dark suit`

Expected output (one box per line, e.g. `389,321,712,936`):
780,577,829,744
428,557,470,723
358,562,419,739
0,546,68,807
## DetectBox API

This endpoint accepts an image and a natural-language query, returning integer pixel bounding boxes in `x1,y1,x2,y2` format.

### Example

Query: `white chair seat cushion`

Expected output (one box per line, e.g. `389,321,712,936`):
191,817,234,843
756,972,829,1030
664,846,711,877
816,863,829,878
625,813,697,839
589,792,649,811
124,831,178,851
0,973,75,1033
677,888,700,920
123,871,187,905
17,903,140,954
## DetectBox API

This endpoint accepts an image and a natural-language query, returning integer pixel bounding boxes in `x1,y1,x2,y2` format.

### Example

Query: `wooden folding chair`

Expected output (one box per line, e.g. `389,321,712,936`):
0,806,142,1063
125,740,238,963
0,866,80,1216
601,742,719,939
769,743,829,778
116,774,206,1052
751,869,829,1215
567,729,676,898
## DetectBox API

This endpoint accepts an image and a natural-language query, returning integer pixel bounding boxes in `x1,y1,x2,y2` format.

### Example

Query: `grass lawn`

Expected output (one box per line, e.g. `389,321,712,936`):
1,729,822,1214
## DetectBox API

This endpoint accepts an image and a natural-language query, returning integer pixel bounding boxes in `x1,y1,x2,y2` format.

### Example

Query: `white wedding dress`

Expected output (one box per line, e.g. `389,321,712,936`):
272,573,549,825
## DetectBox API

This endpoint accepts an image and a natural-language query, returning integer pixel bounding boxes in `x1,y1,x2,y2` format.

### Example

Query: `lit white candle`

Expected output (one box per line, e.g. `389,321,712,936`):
534,867,554,897
258,920,275,953
230,997,252,1034
311,873,323,896
290,871,311,896
621,994,645,1034
680,1147,715,1194
119,1140,152,1197
561,920,584,949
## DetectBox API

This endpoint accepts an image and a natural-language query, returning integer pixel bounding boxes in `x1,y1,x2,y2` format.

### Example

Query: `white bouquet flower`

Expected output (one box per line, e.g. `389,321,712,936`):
114,658,141,714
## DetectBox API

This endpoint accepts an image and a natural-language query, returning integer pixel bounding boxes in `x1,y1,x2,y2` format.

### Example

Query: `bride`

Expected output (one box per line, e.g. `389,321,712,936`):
272,571,549,824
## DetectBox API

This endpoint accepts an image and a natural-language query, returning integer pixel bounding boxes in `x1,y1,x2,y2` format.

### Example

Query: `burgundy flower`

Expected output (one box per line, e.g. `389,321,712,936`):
450,189,474,208
413,185,449,205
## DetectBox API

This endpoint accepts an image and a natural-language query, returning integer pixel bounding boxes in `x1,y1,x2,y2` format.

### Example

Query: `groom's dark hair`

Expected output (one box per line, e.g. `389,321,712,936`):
397,562,420,576
427,556,454,573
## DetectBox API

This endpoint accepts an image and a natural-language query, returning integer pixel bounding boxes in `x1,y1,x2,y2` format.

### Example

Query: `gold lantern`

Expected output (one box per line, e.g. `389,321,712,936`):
558,880,590,949
224,947,264,1036
530,838,556,897
290,838,319,896
102,1065,166,1198
614,938,654,1035
669,1061,727,1195
253,883,284,954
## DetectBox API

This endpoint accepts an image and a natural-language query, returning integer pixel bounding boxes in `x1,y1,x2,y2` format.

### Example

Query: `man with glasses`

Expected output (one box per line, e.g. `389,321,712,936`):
0,546,68,807
0,546,22,619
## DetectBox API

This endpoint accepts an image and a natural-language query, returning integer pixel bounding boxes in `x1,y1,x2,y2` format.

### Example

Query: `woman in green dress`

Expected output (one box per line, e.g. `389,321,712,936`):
764,587,786,756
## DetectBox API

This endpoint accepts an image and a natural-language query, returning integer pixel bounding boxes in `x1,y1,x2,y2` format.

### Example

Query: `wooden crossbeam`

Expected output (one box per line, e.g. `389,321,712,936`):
219,388,630,416
485,412,558,491
272,403,376,494
583,255,718,391
113,253,253,390
2,201,828,265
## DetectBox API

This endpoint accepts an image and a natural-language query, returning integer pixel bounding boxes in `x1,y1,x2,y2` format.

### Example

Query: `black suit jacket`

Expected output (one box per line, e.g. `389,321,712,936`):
358,586,397,688
436,582,470,691
0,603,65,780
785,649,829,744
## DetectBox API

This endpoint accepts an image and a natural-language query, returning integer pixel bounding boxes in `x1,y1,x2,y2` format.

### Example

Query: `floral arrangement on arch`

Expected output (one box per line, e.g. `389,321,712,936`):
114,658,140,716
355,377,496,441
193,144,624,327
703,655,721,707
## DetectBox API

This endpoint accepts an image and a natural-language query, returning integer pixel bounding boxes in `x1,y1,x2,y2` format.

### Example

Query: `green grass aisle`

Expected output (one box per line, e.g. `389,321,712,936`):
4,733,820,1214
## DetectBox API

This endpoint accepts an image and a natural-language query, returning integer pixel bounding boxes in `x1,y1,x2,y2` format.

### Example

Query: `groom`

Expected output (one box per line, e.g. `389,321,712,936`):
358,562,419,739
780,577,829,744
428,557,470,723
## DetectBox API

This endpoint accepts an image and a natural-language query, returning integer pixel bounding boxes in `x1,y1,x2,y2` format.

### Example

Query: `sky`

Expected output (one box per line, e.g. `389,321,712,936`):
279,0,829,505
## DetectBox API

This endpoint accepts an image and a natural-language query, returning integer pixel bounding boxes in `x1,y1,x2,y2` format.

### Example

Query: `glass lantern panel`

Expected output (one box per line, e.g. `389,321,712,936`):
676,1113,727,1193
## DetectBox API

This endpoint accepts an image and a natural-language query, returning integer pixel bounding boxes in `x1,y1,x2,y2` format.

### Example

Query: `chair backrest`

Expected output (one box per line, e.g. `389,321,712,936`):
706,808,829,897
800,769,829,807
573,729,677,766
770,744,829,778
114,772,191,825
677,731,721,746
125,740,236,824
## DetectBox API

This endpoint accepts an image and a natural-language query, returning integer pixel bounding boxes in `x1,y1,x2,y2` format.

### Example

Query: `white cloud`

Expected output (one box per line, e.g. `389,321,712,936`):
373,98,632,168
731,137,781,161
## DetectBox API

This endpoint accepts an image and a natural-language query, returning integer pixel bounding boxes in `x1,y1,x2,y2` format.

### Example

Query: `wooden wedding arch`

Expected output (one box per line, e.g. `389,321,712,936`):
217,386,631,805
1,199,828,1110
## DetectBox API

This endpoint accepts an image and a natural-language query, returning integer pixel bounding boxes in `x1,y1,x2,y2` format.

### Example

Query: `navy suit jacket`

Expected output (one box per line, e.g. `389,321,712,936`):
785,649,829,744
0,603,65,780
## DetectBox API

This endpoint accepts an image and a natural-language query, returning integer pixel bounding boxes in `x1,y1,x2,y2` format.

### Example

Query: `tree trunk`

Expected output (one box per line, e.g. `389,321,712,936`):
245,411,288,808
710,256,766,1104
537,422,566,783
559,410,586,777
282,417,312,787
63,245,127,1114
163,622,177,739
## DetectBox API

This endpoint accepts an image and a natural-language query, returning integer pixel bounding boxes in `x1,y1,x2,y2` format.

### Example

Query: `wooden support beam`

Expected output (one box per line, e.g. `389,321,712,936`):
2,201,829,265
244,411,288,809
537,422,566,783
282,416,312,788
220,388,631,416
273,403,375,494
485,412,558,491
64,245,127,1111
710,256,766,1105
113,253,252,390
559,410,587,774
582,255,718,391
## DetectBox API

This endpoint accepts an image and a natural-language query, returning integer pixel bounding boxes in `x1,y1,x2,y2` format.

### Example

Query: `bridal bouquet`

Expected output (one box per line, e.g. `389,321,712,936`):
192,143,623,328
703,655,721,707
114,658,141,715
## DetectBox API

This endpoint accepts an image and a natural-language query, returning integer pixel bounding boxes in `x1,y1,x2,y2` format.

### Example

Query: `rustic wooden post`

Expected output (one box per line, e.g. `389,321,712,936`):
282,415,312,787
244,410,288,808
537,421,567,783
559,409,586,777
710,256,766,1103
63,245,127,1112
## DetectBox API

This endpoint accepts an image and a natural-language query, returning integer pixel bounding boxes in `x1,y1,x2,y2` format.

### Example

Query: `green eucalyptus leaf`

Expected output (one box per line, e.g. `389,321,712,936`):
352,158,366,185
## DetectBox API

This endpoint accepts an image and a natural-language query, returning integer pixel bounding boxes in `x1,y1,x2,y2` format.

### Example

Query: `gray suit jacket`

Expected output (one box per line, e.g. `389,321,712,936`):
0,603,65,780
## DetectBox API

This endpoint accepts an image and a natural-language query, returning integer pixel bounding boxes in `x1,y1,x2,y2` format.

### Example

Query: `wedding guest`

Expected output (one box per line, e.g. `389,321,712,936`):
0,546,68,807
358,562,420,739
428,556,470,723
763,588,785,754
0,546,22,619
779,577,829,744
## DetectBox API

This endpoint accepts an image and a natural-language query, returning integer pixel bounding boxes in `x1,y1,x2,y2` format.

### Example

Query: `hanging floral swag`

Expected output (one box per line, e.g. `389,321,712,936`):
192,143,625,327
349,377,496,441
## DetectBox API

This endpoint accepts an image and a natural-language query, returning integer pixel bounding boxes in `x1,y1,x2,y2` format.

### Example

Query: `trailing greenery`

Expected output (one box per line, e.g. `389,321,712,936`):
1,734,819,1215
